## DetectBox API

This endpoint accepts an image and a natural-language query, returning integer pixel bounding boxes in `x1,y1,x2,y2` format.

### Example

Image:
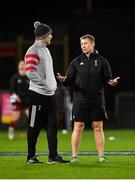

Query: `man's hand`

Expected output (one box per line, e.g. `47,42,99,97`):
108,77,120,86
57,73,67,82
13,93,21,102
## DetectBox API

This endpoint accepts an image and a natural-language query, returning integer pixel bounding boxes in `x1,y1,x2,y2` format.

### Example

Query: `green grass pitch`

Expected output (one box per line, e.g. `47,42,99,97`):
0,128,135,179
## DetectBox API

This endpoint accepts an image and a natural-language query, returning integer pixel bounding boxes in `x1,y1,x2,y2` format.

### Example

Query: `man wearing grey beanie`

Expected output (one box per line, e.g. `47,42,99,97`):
24,21,69,164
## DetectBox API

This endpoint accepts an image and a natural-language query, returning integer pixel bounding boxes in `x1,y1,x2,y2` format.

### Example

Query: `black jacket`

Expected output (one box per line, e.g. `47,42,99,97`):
10,73,29,104
63,51,112,105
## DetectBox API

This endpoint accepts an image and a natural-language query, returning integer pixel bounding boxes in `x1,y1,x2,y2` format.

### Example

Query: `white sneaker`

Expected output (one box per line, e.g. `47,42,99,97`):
8,127,14,140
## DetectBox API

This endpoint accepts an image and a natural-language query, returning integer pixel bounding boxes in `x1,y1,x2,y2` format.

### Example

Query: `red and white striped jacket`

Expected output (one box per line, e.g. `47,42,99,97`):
24,42,57,95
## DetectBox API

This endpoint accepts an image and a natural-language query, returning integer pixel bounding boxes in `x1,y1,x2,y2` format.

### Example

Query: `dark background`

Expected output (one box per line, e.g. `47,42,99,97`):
0,0,135,127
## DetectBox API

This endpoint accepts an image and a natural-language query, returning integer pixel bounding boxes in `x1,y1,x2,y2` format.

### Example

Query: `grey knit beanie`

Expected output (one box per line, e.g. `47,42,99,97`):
34,21,52,40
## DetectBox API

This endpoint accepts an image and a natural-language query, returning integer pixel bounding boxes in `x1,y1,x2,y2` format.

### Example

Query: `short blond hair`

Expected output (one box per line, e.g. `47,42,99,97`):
80,34,95,42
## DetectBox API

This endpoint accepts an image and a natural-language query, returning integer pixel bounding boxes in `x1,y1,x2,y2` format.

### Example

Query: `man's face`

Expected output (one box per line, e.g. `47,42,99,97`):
18,61,26,76
44,34,53,45
80,38,95,55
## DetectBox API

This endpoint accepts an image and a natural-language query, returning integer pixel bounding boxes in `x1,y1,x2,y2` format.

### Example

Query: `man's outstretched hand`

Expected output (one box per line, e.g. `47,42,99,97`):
108,77,120,86
57,73,67,82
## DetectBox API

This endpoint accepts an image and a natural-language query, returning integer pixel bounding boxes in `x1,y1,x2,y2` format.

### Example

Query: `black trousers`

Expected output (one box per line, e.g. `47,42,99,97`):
27,90,58,159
